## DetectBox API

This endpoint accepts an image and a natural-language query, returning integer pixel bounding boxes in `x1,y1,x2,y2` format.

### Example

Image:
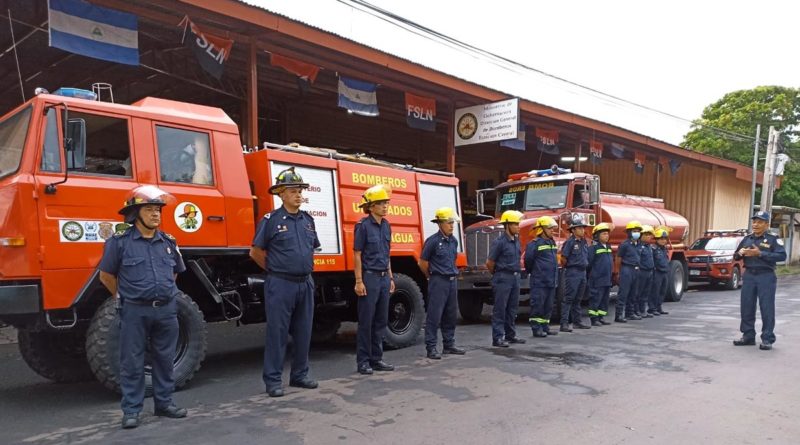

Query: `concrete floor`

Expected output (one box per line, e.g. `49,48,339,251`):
1,277,799,445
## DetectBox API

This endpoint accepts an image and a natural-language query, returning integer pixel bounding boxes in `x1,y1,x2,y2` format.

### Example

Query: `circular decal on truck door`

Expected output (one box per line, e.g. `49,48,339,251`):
174,202,203,232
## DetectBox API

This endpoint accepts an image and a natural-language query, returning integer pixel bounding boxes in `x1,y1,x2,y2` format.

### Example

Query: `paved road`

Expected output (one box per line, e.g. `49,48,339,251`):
2,277,799,445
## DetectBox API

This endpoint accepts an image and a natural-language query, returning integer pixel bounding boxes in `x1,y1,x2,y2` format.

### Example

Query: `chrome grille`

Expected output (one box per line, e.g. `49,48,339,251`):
466,227,502,267
689,256,709,263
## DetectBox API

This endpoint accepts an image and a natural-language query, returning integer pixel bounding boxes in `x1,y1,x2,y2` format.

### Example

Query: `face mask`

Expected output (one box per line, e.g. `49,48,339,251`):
631,232,641,240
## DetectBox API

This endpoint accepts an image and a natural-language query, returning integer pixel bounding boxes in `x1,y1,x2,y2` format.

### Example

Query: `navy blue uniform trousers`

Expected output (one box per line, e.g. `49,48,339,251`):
740,270,777,343
561,268,587,324
263,275,314,391
491,271,520,341
635,269,653,314
120,298,178,414
589,285,611,320
650,271,668,313
616,265,638,318
530,286,556,332
357,271,390,366
425,275,458,350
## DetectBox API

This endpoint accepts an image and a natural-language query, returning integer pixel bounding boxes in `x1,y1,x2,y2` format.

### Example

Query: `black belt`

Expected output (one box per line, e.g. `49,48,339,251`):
269,272,310,283
431,273,458,281
365,269,390,277
746,268,774,275
125,299,170,307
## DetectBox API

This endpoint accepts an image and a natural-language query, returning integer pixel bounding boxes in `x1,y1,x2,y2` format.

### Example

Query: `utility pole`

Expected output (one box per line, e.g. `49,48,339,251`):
748,124,761,231
759,127,779,215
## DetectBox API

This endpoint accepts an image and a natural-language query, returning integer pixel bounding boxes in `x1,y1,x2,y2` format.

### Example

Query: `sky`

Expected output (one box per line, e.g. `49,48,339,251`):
249,0,799,145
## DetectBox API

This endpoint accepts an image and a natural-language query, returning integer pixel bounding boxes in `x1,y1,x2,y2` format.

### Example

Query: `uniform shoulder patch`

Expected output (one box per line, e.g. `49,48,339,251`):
777,238,784,246
113,227,131,238
162,232,177,242
263,212,272,220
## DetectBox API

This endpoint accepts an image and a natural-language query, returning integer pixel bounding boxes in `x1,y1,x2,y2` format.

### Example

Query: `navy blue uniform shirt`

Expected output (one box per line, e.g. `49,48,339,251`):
353,215,391,271
421,231,459,276
488,233,521,273
733,232,787,271
654,245,670,272
252,206,320,276
637,243,655,270
588,241,613,286
562,235,589,269
99,226,186,301
618,238,641,267
525,237,559,287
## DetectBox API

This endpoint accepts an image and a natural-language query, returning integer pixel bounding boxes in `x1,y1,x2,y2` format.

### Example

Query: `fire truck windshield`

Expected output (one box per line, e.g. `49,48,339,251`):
496,180,569,213
0,105,32,180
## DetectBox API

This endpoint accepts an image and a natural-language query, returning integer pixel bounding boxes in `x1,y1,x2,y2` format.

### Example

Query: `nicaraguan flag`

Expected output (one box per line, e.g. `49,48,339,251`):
500,122,526,151
669,159,682,176
338,76,379,117
48,0,139,65
610,142,625,159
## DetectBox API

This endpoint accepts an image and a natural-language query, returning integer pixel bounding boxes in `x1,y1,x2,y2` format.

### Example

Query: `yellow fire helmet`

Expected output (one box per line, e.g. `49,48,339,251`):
499,210,524,224
625,220,643,231
592,222,612,235
431,207,461,223
654,227,671,239
536,215,558,229
640,224,655,235
359,184,392,208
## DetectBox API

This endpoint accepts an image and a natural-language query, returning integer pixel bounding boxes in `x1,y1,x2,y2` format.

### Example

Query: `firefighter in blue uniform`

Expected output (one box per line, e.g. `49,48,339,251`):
587,222,613,327
635,225,656,318
525,216,560,338
733,211,786,351
250,167,320,398
420,207,466,359
560,214,591,332
486,210,527,347
615,221,642,322
650,228,671,316
353,184,396,375
98,185,188,429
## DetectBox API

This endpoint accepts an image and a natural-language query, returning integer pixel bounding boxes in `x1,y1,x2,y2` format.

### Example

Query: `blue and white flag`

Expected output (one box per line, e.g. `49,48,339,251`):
338,76,379,117
610,142,625,159
48,0,139,65
500,123,526,151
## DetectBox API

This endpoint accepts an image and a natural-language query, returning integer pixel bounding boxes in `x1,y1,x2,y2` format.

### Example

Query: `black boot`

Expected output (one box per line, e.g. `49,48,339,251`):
560,323,573,333
615,316,627,323
599,318,611,325
591,318,602,327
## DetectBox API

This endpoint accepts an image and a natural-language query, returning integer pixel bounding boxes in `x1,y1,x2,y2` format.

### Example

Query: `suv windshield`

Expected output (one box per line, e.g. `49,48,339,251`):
497,180,569,213
0,106,32,180
690,237,741,251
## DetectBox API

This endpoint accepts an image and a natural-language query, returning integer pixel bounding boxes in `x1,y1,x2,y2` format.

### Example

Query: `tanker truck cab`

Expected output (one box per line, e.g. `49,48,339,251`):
459,166,687,322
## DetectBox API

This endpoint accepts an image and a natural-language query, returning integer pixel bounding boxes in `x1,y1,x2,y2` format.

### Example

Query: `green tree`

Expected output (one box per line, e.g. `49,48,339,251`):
682,86,800,207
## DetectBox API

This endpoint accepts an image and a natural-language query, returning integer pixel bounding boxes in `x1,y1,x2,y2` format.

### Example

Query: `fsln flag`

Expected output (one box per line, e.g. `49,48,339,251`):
610,142,625,159
669,159,682,176
634,151,646,174
500,122,526,150
179,16,233,80
48,0,139,65
535,129,559,155
589,140,603,164
270,53,320,95
405,92,436,131
338,76,379,117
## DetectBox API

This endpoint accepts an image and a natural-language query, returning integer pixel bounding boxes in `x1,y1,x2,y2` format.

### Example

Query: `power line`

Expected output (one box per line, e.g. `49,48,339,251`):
338,0,771,146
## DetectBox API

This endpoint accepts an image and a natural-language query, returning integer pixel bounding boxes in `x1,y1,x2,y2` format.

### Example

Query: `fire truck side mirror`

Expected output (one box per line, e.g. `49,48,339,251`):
476,188,494,218
587,177,600,205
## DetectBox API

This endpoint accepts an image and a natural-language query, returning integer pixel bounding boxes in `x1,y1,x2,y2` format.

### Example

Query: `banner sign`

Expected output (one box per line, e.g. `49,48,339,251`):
454,98,519,147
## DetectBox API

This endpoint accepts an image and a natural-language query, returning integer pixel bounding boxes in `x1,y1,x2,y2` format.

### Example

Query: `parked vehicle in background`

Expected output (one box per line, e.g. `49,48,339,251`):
686,229,746,290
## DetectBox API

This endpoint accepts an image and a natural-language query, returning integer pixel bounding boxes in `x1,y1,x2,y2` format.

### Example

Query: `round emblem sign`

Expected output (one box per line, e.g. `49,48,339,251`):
62,221,84,241
174,201,203,233
456,113,478,140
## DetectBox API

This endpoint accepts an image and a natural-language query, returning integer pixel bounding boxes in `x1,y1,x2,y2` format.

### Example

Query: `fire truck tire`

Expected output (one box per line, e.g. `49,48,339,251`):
86,293,207,394
725,266,741,290
383,273,424,350
17,328,95,383
457,291,484,322
311,317,341,343
665,260,687,302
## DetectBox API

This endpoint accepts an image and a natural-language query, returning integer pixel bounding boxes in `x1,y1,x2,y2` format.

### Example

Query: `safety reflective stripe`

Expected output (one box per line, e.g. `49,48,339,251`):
537,245,558,251
597,310,608,316
596,248,612,254
587,309,598,316
529,317,549,324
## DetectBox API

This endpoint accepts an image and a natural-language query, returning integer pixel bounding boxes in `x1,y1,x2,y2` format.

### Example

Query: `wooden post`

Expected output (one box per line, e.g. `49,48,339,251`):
446,103,455,173
247,37,258,148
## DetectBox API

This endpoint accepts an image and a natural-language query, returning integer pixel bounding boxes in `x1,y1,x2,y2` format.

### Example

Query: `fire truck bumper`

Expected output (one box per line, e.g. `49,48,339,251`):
0,283,40,315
